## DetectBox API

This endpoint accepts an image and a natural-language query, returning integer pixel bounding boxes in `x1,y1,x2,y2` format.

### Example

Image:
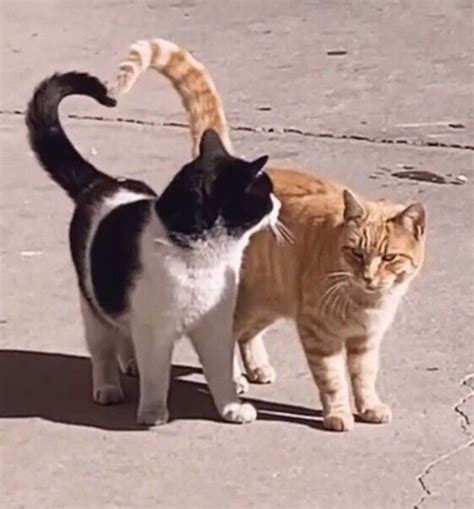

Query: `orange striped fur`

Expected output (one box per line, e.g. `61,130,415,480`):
108,38,232,156
110,39,427,431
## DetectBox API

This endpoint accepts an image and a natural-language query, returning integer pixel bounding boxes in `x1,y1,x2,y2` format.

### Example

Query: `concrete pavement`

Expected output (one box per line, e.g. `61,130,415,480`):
1,1,473,508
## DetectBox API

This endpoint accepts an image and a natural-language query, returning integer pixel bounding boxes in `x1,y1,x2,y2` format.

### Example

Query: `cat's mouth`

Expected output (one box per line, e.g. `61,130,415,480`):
353,280,388,295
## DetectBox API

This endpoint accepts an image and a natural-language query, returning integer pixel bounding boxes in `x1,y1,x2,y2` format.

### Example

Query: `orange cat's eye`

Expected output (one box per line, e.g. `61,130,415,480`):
382,254,397,262
351,247,364,260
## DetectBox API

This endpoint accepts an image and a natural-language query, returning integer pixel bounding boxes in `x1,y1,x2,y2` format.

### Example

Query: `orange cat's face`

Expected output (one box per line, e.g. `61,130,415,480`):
339,190,426,295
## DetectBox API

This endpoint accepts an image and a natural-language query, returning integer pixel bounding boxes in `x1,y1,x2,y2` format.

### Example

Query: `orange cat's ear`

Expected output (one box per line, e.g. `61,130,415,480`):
392,203,426,240
343,190,365,222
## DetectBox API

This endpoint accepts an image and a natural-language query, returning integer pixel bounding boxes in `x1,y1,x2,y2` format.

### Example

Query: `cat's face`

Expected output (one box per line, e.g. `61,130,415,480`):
156,130,279,246
211,155,279,237
339,190,426,296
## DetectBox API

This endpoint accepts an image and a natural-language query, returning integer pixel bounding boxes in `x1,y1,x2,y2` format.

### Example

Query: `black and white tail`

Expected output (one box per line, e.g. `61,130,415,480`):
26,72,117,201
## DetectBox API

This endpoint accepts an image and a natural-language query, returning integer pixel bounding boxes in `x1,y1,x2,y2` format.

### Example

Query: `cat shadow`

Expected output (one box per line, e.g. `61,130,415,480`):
0,349,324,431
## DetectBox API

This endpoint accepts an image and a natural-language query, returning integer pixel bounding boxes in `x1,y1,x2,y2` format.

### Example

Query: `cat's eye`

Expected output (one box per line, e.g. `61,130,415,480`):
351,247,364,260
382,253,397,262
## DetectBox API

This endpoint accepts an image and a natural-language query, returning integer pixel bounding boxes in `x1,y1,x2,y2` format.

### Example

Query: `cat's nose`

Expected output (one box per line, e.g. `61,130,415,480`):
362,275,376,289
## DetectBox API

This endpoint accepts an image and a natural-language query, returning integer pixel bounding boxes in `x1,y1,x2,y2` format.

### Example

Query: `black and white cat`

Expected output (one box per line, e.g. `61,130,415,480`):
26,72,280,426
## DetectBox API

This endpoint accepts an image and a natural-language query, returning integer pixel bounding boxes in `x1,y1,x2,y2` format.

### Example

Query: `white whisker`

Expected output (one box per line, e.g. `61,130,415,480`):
276,220,294,244
269,220,294,245
270,224,285,245
320,271,353,280
319,280,348,315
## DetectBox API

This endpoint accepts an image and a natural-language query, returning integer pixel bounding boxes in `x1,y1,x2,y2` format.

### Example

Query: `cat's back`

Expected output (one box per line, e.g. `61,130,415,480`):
268,167,344,223
236,167,345,320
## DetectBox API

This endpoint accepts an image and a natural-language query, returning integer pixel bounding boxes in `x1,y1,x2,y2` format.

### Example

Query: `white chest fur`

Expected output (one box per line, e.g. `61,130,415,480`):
344,287,406,339
129,216,246,335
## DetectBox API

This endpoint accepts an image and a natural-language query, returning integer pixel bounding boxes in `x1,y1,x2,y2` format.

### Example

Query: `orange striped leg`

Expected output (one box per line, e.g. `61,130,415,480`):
298,325,354,431
237,320,276,384
346,336,392,424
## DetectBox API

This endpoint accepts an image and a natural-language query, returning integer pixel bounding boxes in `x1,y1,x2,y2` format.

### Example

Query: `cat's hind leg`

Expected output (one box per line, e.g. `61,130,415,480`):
236,320,276,384
233,349,249,395
116,334,139,377
80,296,124,405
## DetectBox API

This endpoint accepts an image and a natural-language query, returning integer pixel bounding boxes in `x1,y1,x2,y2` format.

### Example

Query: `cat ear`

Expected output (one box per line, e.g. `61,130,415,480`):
248,155,269,177
393,203,426,239
343,189,365,222
199,129,228,158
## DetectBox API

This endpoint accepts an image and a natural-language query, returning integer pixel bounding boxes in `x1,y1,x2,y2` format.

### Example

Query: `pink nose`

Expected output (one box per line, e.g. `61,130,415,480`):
362,276,378,290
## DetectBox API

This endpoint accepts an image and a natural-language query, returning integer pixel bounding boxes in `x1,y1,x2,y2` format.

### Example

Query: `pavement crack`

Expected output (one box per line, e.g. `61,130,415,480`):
414,440,474,508
2,108,473,152
413,373,474,508
454,374,474,437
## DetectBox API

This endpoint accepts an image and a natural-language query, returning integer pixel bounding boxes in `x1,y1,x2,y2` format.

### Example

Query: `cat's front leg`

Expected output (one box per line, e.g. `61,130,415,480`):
132,321,175,426
346,335,392,424
191,301,256,424
298,324,354,431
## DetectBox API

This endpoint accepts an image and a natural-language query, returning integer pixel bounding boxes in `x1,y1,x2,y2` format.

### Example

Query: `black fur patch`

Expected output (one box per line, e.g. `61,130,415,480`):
155,130,273,248
69,178,156,316
90,198,152,316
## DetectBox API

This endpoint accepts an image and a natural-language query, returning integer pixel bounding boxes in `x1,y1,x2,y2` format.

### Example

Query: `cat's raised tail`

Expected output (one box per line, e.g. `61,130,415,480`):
109,39,232,157
26,72,117,201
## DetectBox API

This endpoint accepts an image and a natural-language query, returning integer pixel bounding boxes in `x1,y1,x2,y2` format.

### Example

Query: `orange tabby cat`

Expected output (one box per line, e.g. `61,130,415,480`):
109,39,426,431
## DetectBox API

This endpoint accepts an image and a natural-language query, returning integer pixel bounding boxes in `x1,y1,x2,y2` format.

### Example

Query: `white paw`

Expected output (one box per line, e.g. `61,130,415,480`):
234,376,249,395
137,405,169,427
222,402,257,424
248,365,276,384
93,384,124,405
120,358,139,377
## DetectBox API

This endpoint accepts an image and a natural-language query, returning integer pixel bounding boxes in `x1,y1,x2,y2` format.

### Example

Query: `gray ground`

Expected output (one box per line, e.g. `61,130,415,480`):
1,1,473,508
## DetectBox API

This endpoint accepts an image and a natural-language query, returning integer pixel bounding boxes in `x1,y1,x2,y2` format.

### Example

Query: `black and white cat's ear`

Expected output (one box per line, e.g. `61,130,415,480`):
392,203,426,240
199,129,228,158
248,155,269,177
343,189,365,222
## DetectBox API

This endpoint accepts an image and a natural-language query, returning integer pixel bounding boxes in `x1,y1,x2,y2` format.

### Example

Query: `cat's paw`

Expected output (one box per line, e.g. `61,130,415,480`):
234,375,249,395
222,402,257,424
93,384,124,405
247,365,276,384
137,404,169,427
359,404,392,424
323,412,355,432
120,358,139,377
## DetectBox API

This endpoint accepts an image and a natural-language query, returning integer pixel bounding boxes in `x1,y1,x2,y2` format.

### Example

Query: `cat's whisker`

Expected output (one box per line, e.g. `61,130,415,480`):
153,237,172,247
323,280,349,319
270,220,294,245
319,271,353,281
269,224,285,245
319,281,344,304
328,290,344,317
341,293,350,321
319,280,348,315
276,220,294,244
